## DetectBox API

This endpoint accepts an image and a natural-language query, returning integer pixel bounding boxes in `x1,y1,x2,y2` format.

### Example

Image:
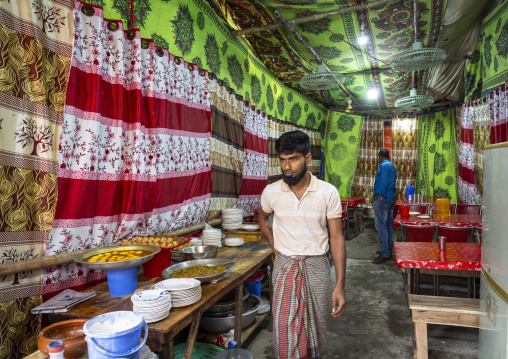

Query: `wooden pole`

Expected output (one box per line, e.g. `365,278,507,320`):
0,214,253,277
231,0,396,36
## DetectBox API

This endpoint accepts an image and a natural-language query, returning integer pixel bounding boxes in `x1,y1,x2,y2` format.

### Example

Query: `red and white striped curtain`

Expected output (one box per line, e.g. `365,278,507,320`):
489,80,508,144
43,2,212,297
238,104,269,214
458,103,479,204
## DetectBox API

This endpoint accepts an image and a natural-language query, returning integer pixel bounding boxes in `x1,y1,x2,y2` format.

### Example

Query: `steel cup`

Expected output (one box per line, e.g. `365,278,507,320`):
438,236,447,251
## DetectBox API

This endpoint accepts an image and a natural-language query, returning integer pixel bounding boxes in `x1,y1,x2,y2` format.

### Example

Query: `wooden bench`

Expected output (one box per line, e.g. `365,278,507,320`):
408,295,480,359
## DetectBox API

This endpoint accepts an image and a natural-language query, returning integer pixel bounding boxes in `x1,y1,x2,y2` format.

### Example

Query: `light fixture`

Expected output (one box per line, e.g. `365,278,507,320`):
367,81,378,100
358,24,368,46
345,96,353,113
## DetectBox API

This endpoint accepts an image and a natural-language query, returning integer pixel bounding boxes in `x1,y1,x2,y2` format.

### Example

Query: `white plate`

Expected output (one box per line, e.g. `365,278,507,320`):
131,290,171,305
134,303,171,313
417,215,431,219
225,238,244,247
242,224,260,231
154,278,201,291
408,211,420,215
133,297,171,309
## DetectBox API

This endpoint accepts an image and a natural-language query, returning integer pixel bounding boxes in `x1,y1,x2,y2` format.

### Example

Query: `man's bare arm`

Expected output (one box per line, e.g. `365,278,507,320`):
328,217,347,317
258,209,278,258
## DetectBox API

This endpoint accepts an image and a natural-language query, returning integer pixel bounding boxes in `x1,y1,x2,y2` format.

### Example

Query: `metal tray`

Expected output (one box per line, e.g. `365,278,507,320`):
161,258,235,283
73,244,160,271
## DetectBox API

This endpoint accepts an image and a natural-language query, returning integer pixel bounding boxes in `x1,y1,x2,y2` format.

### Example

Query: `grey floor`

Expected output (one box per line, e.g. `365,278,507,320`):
244,219,479,359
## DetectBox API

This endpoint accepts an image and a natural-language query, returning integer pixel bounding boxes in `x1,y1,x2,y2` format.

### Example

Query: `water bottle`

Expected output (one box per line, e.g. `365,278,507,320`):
214,341,254,359
48,340,65,359
408,194,412,202
228,341,238,359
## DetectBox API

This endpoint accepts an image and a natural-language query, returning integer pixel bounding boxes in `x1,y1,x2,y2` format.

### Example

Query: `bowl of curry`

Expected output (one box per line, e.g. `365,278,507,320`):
73,245,161,271
161,258,235,283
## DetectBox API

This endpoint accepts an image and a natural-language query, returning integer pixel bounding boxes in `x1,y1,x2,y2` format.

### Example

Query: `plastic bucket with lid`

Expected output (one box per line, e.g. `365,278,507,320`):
243,270,263,297
83,311,147,359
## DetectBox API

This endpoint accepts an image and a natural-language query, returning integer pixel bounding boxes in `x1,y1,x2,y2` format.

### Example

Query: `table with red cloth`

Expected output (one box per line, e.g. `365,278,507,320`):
393,196,441,216
341,197,366,237
394,242,481,294
392,214,482,229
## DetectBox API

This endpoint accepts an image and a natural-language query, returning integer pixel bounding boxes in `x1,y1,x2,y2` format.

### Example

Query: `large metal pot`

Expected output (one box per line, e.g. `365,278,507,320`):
180,245,218,261
200,295,262,334
204,287,249,314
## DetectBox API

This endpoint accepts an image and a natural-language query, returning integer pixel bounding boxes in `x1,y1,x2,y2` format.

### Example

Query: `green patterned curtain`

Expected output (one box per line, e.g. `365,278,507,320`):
416,109,459,203
464,40,483,102
324,112,363,197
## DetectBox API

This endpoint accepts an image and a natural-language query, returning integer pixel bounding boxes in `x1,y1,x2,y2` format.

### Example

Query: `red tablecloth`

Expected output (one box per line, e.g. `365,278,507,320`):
394,196,441,216
394,242,481,271
392,214,482,229
341,197,366,207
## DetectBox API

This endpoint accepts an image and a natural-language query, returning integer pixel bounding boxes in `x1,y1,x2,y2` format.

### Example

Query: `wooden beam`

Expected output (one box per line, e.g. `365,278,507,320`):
231,0,396,36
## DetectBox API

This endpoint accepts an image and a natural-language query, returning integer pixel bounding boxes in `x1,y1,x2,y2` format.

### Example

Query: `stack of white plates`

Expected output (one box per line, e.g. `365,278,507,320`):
131,290,172,323
225,237,244,247
202,228,222,247
154,278,202,308
221,208,243,231
189,237,202,245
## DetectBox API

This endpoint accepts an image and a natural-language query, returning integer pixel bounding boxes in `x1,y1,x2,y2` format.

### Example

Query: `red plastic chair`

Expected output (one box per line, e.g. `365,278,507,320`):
437,226,473,243
431,204,457,215
401,224,438,242
456,204,481,215
341,202,349,238
404,204,430,214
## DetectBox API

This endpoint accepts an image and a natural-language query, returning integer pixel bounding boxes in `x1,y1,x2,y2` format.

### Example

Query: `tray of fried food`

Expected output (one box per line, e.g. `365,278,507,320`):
121,235,190,249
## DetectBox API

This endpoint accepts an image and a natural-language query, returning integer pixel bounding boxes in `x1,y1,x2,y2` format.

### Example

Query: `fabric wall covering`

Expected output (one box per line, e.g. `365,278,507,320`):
391,116,418,200
0,0,74,357
489,80,508,144
351,116,384,206
416,110,458,203
323,112,363,197
267,118,321,184
44,2,212,297
93,0,327,128
458,103,480,204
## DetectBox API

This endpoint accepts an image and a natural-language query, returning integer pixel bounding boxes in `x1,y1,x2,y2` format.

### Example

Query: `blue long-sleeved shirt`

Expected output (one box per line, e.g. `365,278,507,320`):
373,159,397,200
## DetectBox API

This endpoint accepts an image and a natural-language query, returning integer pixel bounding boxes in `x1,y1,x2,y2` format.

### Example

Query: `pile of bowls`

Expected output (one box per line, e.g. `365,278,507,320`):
155,278,202,307
131,290,172,323
202,228,222,247
221,208,243,231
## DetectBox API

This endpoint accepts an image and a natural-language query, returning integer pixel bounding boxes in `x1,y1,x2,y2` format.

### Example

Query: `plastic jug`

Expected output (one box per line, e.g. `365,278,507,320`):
436,198,450,218
406,186,415,199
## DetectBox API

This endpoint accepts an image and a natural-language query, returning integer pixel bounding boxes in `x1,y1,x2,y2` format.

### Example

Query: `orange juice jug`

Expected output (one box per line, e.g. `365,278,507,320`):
436,198,450,218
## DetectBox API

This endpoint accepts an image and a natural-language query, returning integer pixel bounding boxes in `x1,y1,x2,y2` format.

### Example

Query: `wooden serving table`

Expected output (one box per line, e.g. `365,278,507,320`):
48,242,273,359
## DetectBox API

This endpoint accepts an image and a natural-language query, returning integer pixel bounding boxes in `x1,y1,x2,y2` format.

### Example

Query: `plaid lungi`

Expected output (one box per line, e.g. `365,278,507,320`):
272,254,332,359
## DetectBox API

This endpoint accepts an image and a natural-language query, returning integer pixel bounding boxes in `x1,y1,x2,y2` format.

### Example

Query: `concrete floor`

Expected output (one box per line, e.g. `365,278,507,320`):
245,219,479,359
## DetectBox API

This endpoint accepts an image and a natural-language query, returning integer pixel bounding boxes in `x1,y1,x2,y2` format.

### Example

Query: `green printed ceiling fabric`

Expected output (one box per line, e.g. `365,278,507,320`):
95,0,327,129
480,1,508,93
464,40,483,102
204,0,446,109
416,109,458,203
324,112,363,197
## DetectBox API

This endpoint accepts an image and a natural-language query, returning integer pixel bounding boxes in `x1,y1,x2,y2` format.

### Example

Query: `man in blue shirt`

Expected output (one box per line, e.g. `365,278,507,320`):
372,149,398,264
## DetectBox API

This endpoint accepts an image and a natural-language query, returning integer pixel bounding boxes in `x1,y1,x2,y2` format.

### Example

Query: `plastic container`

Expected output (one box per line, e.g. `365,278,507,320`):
401,206,410,218
406,186,415,199
243,270,263,297
48,340,65,359
107,266,138,297
83,311,147,359
436,198,450,218
142,238,191,278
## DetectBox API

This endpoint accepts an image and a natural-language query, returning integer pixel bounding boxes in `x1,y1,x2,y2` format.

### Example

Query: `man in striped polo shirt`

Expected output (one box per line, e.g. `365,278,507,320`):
258,130,347,359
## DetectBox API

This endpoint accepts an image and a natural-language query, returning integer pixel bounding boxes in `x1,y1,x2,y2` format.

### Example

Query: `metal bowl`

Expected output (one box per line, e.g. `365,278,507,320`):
161,258,235,283
205,287,249,314
73,245,160,271
200,295,262,333
180,245,218,261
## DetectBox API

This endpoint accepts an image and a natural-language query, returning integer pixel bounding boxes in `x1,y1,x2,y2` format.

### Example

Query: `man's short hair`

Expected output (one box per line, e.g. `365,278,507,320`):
276,130,311,156
379,149,390,158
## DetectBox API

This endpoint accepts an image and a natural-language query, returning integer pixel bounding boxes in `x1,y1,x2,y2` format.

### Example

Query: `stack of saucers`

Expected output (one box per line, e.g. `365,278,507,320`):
202,228,222,247
154,278,202,308
131,290,172,323
221,208,243,231
224,237,244,247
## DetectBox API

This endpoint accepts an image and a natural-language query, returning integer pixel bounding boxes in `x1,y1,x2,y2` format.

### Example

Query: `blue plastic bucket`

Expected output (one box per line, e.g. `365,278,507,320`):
243,271,263,297
107,266,138,297
83,311,147,359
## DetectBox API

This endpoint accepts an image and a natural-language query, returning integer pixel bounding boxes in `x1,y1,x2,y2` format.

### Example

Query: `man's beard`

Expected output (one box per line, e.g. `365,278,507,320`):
282,162,307,186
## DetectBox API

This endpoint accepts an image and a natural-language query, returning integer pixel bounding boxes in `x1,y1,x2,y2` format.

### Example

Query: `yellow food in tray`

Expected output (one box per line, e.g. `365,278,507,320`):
85,250,152,263
170,265,228,278
121,235,189,248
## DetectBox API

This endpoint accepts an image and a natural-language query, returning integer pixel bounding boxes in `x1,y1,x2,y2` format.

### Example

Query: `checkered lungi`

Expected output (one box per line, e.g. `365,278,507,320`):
272,254,332,359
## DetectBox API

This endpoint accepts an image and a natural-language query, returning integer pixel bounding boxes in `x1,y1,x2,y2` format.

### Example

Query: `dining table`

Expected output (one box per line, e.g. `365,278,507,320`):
393,196,441,216
394,242,481,295
392,213,482,229
47,241,273,359
341,197,366,236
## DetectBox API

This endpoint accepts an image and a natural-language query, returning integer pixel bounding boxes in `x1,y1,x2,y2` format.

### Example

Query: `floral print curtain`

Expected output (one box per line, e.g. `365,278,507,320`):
0,0,74,356
351,116,384,206
391,115,418,200
416,109,459,203
44,2,212,298
458,103,480,204
473,102,491,201
489,80,508,144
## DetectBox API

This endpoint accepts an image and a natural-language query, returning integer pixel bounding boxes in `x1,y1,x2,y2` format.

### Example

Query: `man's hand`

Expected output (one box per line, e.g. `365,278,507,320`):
331,286,346,318
376,194,382,202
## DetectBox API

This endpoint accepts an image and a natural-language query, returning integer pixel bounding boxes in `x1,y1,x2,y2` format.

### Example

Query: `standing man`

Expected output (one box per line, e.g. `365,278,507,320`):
372,149,398,264
258,130,347,359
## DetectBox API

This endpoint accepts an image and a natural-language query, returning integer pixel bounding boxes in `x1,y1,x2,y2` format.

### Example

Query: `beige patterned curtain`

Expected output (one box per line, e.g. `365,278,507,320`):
0,0,74,356
391,115,418,200
473,101,491,201
351,116,384,206
206,77,245,220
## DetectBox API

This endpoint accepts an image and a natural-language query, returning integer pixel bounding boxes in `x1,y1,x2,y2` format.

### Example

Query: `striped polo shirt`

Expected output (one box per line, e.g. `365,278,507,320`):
260,172,342,256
